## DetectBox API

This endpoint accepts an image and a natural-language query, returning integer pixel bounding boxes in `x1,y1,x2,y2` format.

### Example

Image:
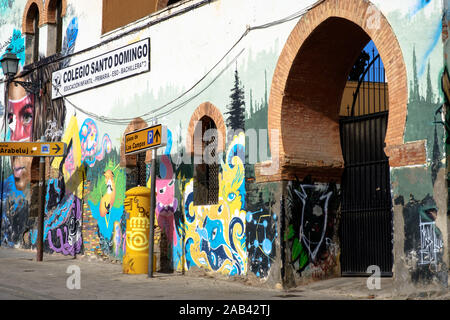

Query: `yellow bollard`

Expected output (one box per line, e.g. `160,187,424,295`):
122,186,156,274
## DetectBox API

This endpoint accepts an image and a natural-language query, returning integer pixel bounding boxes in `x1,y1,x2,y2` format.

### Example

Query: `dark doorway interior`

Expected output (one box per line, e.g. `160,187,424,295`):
339,43,393,276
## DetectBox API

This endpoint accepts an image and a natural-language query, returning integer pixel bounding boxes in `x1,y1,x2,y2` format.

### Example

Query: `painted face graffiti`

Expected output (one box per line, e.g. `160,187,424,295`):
8,94,33,142
7,81,34,191
145,151,180,263
154,155,178,243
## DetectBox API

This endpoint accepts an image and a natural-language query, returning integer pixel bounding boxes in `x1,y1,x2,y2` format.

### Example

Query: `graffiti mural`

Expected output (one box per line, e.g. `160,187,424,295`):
419,212,443,266
400,44,448,286
400,194,446,283
286,177,340,279
0,42,34,247
245,182,277,278
0,11,82,255
144,129,182,270
182,133,247,275
30,188,82,256
0,174,30,247
88,157,126,258
80,118,113,167
60,17,79,68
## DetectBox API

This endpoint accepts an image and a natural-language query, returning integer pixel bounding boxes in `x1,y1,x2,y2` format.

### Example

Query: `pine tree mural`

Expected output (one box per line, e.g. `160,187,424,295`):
426,61,433,103
412,46,420,102
226,67,246,132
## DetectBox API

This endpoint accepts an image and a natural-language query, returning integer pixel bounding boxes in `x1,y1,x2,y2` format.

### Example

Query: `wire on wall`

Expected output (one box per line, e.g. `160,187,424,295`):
37,0,325,125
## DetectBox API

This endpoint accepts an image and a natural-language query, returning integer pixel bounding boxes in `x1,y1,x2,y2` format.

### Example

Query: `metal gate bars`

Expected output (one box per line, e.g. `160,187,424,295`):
339,46,393,276
339,112,393,276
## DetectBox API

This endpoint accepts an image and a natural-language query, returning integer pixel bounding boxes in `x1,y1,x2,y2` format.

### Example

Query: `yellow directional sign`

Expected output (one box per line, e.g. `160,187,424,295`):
0,141,67,157
124,124,167,155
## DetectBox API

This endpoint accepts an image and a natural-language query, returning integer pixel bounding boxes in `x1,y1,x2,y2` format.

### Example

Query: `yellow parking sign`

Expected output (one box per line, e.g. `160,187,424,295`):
124,124,167,155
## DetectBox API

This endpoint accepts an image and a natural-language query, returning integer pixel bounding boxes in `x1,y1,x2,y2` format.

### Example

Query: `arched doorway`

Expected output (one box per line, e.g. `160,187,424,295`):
193,115,219,206
268,0,408,277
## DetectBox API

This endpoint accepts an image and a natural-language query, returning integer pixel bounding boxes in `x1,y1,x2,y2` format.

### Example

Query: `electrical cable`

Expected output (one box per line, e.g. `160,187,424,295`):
47,0,325,125
53,47,245,125
0,0,218,84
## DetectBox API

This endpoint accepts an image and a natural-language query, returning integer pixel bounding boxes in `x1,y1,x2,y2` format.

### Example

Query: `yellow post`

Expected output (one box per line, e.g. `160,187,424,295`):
122,186,156,274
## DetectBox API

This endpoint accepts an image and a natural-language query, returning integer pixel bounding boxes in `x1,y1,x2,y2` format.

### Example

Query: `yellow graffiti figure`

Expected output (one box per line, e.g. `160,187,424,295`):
51,115,84,198
100,169,116,219
182,133,247,275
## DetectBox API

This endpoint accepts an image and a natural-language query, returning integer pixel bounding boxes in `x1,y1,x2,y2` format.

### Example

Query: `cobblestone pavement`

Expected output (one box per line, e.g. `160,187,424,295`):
0,247,448,301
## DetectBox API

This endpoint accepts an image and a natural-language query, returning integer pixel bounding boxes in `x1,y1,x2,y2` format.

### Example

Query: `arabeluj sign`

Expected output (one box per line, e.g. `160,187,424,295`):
51,38,150,99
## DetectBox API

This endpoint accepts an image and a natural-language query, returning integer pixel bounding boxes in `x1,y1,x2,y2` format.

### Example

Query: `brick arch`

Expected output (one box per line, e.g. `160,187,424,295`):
186,102,226,156
120,118,152,167
43,0,67,24
22,0,45,34
266,0,409,181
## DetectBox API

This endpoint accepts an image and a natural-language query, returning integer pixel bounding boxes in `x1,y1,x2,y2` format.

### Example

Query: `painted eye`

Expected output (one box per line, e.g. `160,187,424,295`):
159,186,166,194
211,227,217,241
8,114,16,130
218,205,223,213
22,111,33,125
168,179,174,186
227,192,236,202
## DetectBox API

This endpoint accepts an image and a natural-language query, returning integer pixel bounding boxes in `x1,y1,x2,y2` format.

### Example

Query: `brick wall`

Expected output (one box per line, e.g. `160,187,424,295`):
256,0,412,183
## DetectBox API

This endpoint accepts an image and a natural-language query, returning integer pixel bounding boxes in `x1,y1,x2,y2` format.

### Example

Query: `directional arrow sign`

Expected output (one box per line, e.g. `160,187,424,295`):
0,142,67,157
124,124,167,155
52,143,62,154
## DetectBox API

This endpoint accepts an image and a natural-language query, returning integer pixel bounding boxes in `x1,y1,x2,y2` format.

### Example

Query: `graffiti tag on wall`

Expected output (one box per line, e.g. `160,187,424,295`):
246,183,277,278
286,177,340,279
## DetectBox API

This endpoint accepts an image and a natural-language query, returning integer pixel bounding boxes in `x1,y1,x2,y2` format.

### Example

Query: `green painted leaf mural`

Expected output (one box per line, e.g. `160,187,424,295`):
291,237,308,269
285,224,295,241
291,238,301,261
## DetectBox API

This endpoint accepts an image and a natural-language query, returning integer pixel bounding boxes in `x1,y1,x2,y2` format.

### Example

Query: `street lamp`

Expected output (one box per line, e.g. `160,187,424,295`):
1,48,41,94
0,48,19,78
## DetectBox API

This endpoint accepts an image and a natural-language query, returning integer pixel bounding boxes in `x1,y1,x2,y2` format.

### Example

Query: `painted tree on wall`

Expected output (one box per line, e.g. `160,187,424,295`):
226,68,246,132
410,46,421,102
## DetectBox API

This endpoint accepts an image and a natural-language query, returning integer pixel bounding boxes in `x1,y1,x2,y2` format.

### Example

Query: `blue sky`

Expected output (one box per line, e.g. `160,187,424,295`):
360,40,385,83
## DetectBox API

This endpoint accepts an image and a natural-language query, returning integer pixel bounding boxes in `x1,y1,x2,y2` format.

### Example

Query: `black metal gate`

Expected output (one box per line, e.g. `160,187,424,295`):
339,47,393,276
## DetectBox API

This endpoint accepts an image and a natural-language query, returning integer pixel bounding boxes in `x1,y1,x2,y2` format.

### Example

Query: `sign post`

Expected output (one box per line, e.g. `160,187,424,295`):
36,137,46,262
124,124,166,278
148,148,157,278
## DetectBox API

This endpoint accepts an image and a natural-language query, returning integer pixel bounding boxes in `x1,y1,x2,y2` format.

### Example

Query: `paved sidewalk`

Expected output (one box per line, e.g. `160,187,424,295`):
0,247,448,300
